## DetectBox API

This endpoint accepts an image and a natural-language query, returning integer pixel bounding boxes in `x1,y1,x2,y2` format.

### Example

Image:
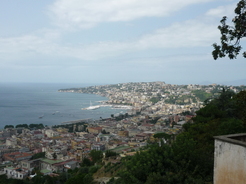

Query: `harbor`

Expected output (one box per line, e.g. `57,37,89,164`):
82,104,132,110
82,100,132,111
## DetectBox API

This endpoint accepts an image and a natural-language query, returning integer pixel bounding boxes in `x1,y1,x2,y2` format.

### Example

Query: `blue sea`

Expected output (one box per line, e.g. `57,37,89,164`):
0,83,126,129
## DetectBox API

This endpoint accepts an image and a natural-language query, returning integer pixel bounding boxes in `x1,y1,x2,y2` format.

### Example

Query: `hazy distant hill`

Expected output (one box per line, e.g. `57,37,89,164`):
219,79,246,86
199,79,246,86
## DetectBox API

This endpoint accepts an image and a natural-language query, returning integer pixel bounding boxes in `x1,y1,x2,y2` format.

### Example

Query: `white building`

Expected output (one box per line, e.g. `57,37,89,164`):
4,167,28,179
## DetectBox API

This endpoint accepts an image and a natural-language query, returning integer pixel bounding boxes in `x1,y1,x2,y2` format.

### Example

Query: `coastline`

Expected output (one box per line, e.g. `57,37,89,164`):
0,83,129,129
58,89,133,112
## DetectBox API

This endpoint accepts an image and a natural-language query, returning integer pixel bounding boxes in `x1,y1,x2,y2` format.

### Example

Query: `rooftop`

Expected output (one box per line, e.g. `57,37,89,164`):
41,158,63,165
214,133,246,147
40,169,52,174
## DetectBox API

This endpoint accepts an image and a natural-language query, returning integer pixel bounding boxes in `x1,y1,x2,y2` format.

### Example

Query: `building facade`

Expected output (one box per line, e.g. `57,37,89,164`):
214,133,246,184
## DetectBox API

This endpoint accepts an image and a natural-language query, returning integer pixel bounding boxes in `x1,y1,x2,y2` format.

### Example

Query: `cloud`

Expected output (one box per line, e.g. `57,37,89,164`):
206,3,236,18
95,20,218,56
137,20,219,49
0,17,219,63
48,0,213,29
0,35,56,58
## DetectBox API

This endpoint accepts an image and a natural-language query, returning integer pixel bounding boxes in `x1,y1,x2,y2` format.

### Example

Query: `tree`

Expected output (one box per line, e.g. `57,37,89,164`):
105,150,117,158
4,125,14,129
124,113,129,118
111,89,246,184
234,90,246,123
52,152,57,160
212,0,246,59
80,157,92,167
150,96,161,104
89,150,103,164
83,173,93,184
153,132,171,140
29,123,44,129
32,152,45,159
0,175,8,184
15,124,28,129
102,129,108,134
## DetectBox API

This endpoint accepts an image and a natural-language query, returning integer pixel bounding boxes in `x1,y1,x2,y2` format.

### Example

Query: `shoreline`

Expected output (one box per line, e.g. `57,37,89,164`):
0,84,129,129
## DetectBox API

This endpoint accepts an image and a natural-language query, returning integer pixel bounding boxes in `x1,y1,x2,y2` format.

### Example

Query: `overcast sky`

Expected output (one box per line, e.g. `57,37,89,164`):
0,0,245,85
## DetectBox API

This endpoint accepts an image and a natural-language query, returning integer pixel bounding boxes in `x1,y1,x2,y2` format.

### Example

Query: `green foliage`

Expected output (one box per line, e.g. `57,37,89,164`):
78,166,89,174
114,113,131,121
149,117,160,124
193,104,226,123
114,135,207,183
44,175,57,184
234,90,246,122
192,90,212,102
165,95,176,104
89,150,103,164
29,123,44,129
83,173,93,184
64,166,96,184
0,175,9,184
89,165,100,174
80,157,92,167
104,162,122,174
4,125,14,129
145,172,165,184
111,89,246,184
212,0,246,59
165,95,196,105
194,89,236,123
32,173,46,184
218,118,245,135
181,111,192,116
52,152,57,160
15,124,28,128
31,152,45,159
153,132,171,140
52,122,85,131
102,129,109,134
65,173,87,184
4,123,45,130
149,96,161,104
105,150,117,158
107,177,115,184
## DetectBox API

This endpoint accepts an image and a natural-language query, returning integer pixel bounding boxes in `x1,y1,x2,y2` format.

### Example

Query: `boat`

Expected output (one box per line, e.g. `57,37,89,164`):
39,115,44,119
82,101,100,110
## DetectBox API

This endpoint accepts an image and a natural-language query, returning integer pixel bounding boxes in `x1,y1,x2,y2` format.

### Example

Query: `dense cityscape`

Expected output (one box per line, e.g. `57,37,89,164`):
2,0,246,183
0,81,246,183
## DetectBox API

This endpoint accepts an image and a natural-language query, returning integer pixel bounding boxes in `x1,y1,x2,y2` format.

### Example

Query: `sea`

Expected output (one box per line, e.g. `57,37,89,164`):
0,83,127,129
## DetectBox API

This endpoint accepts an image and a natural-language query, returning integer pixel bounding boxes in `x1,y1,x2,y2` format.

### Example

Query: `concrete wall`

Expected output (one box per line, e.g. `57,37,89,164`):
214,135,246,184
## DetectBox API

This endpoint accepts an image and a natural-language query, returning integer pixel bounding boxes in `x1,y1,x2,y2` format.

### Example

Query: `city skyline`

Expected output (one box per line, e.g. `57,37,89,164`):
0,0,246,85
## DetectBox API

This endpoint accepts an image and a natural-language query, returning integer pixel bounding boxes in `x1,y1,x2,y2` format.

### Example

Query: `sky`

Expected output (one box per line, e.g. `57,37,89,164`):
0,0,245,85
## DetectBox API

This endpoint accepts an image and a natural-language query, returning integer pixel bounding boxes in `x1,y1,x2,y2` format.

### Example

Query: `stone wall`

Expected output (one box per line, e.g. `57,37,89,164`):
214,134,246,184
